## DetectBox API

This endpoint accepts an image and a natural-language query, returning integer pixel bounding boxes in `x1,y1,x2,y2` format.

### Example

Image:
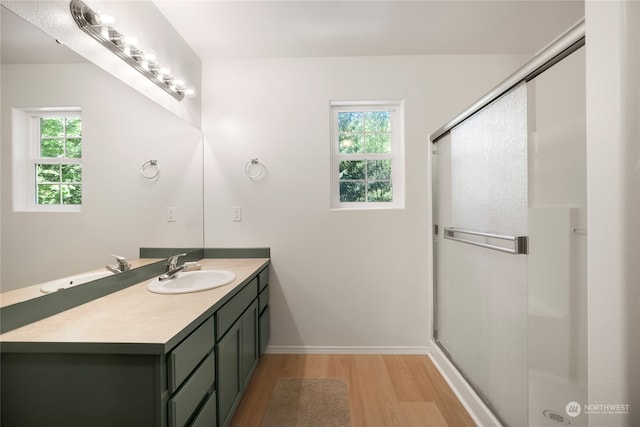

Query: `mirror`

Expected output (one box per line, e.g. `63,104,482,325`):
0,6,204,303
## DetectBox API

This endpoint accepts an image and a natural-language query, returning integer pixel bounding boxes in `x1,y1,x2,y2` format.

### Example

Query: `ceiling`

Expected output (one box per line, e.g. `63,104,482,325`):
154,0,585,60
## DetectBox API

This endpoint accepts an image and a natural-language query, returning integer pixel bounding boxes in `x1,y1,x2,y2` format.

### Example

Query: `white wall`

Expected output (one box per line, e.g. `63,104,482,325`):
202,54,528,351
586,1,640,425
1,62,203,291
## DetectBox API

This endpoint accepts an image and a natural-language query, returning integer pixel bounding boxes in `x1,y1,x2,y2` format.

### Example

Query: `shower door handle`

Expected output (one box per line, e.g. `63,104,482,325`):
443,227,528,255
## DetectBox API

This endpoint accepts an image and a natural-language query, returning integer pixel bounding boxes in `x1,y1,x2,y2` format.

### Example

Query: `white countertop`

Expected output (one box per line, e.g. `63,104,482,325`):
0,258,163,308
0,258,269,348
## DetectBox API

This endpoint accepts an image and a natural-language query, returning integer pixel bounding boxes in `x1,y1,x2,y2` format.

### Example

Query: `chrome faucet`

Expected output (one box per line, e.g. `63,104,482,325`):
106,254,131,274
158,253,187,281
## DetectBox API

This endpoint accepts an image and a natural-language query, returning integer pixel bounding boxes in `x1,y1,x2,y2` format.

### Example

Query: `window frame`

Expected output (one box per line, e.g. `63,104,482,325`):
12,107,83,212
330,100,405,210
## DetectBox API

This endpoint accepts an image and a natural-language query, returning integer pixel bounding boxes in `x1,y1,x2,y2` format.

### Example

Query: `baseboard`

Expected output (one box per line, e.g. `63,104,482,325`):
428,340,503,427
265,345,430,355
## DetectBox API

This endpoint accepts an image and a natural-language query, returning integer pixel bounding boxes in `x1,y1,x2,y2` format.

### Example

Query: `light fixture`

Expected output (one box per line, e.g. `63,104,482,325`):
70,0,196,101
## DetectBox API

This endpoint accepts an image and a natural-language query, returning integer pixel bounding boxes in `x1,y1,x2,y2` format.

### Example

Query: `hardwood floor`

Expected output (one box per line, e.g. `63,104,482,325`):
230,354,476,427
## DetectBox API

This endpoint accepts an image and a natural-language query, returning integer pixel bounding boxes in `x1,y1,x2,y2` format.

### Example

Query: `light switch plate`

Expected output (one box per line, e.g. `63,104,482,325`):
232,206,242,222
167,206,177,222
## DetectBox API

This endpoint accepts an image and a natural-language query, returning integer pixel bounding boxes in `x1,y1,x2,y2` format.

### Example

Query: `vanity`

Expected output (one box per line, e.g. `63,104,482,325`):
0,256,271,427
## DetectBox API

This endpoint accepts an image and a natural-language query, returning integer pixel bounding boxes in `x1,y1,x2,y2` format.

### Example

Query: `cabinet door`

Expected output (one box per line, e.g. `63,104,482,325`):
217,321,242,427
259,305,270,356
241,301,259,389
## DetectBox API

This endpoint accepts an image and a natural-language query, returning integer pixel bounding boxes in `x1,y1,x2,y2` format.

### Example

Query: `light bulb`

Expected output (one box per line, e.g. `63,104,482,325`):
98,14,115,26
82,8,100,25
144,51,157,64
123,37,143,61
183,86,197,98
108,28,125,46
143,51,159,73
159,68,174,85
124,36,139,48
96,13,115,39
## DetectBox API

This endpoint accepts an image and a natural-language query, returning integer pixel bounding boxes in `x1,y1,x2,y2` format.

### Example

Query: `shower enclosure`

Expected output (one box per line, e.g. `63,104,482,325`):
431,21,587,426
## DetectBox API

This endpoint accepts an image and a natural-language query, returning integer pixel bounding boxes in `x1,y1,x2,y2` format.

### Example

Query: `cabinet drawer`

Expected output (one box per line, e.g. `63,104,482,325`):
258,267,269,291
217,278,258,338
169,352,215,427
190,390,216,427
168,317,215,393
259,286,269,314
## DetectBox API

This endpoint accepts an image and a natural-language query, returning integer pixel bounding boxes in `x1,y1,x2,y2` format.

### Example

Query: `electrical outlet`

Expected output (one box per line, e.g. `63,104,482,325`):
232,206,242,222
167,206,177,222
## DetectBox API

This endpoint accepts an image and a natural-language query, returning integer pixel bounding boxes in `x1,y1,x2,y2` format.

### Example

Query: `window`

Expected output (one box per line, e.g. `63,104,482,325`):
12,108,83,211
330,100,404,209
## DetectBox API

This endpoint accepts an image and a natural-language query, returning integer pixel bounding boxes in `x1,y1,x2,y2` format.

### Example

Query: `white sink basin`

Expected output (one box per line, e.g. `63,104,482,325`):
147,270,236,294
40,270,114,294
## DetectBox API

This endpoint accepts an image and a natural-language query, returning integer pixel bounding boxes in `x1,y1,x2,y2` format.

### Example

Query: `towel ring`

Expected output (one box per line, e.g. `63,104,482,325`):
244,158,265,180
141,160,160,180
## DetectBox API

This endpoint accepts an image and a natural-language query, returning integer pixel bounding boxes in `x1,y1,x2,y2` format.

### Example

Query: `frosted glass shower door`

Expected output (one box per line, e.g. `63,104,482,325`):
527,47,587,427
433,84,529,427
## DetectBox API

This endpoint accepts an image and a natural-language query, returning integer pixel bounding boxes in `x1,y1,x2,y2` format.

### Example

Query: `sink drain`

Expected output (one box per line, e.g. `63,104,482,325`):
543,409,570,425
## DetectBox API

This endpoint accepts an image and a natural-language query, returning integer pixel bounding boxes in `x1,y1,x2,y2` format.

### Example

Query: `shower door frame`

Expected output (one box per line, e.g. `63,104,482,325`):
429,18,586,426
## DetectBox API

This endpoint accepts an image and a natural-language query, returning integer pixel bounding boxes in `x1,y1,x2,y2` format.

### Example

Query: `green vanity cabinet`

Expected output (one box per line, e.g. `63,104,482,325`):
258,266,270,356
0,352,165,426
216,286,259,426
259,286,270,356
168,317,215,394
190,390,218,427
167,317,216,427
0,316,216,427
241,300,259,388
1,262,271,427
217,317,243,427
216,267,269,426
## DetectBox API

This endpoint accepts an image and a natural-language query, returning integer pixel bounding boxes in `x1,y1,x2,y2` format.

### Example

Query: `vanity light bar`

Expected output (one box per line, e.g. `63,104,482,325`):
70,0,195,101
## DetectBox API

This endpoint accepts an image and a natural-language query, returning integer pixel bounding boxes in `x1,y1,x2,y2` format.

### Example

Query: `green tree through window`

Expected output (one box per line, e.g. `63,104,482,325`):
36,116,82,205
334,107,398,205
